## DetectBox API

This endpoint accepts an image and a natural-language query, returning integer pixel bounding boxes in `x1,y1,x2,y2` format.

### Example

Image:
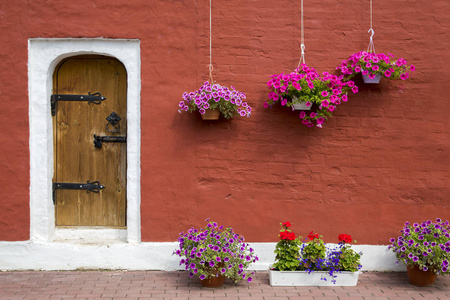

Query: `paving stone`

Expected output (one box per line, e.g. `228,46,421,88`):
0,271,448,299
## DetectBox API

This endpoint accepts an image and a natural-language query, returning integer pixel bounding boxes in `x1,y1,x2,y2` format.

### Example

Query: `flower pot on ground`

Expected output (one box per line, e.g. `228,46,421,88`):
407,265,437,287
200,272,226,288
178,81,252,120
270,222,362,286
173,218,259,287
337,51,415,84
265,64,358,128
388,218,450,286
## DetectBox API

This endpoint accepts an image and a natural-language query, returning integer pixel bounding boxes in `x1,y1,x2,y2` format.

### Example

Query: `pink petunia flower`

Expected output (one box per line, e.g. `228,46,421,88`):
384,70,392,77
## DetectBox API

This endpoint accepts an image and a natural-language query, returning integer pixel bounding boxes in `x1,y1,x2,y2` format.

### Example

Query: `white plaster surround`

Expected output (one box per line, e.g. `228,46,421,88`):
0,38,405,272
28,38,141,243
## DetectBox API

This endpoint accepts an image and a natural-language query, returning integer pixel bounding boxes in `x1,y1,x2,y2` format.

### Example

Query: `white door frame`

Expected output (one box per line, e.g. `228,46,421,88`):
28,38,141,243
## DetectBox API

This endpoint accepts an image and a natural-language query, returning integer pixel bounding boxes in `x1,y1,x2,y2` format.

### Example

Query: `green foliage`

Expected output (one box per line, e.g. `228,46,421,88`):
301,237,326,270
273,239,302,271
338,245,362,272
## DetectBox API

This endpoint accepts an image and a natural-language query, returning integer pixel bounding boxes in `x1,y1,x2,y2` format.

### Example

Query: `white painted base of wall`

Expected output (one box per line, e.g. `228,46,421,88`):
0,242,405,272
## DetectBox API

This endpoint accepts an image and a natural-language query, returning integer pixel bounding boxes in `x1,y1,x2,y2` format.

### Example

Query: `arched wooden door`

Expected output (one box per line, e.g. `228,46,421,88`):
52,56,127,227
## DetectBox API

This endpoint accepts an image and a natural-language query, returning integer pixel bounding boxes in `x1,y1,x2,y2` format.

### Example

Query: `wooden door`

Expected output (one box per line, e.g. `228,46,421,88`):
53,56,127,227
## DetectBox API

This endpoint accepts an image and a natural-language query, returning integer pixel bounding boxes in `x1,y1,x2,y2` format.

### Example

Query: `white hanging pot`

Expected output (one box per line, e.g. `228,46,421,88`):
362,73,381,84
291,96,311,110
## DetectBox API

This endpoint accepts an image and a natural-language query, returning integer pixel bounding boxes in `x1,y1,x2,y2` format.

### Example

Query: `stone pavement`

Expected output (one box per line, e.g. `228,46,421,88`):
0,271,449,300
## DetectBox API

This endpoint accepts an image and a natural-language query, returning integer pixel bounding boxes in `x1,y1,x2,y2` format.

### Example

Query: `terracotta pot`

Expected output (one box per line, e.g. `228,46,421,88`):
406,265,437,287
200,273,225,288
201,109,220,120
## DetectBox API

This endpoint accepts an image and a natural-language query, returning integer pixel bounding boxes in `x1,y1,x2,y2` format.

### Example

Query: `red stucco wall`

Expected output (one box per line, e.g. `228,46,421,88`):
0,0,448,243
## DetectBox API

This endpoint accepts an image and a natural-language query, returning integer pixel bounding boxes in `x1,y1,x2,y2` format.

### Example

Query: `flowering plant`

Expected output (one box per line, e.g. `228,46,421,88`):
265,64,358,128
178,81,252,119
337,51,415,81
272,222,303,271
173,219,258,283
388,218,450,276
300,231,362,283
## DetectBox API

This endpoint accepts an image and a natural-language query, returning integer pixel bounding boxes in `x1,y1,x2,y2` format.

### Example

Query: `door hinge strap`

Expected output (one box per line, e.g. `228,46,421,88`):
51,92,106,116
94,135,127,148
53,181,105,193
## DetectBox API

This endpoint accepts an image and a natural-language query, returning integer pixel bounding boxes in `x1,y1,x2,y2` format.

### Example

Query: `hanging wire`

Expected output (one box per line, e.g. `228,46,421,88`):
297,0,306,68
367,0,376,53
208,0,214,83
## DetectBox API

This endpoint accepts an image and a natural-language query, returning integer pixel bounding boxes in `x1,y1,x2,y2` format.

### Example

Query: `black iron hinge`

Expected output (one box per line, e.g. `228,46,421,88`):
51,92,106,116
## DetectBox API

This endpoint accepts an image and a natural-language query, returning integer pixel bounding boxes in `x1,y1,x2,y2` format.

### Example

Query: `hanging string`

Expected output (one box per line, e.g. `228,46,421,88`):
367,0,376,53
297,0,306,68
208,0,214,83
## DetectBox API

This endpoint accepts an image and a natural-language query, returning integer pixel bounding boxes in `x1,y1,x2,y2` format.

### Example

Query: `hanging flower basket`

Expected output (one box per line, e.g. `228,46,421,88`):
179,81,251,120
337,51,415,84
265,64,358,128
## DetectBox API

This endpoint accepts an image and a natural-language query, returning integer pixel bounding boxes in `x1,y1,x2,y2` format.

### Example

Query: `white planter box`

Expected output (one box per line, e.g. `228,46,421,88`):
269,269,360,286
362,73,381,84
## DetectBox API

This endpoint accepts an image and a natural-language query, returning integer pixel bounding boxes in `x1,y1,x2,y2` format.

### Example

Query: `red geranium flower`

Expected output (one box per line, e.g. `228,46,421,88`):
338,233,352,243
307,231,319,241
282,222,291,228
280,230,296,241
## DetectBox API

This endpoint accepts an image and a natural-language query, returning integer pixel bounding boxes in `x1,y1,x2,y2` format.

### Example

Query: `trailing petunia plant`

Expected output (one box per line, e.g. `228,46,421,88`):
272,222,303,271
388,218,450,276
337,51,415,82
178,81,252,119
173,218,259,283
265,64,358,128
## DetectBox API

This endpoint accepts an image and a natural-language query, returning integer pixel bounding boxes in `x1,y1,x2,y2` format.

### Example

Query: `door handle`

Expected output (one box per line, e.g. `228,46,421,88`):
93,135,127,148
